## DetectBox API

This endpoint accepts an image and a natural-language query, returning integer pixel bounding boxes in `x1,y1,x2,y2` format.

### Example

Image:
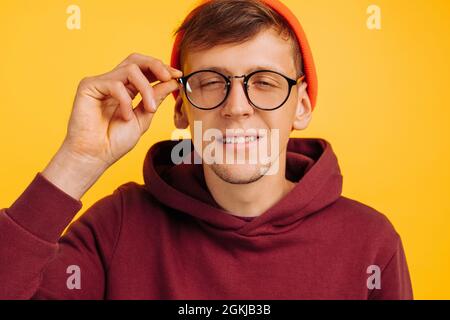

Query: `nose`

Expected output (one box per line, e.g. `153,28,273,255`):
220,76,255,119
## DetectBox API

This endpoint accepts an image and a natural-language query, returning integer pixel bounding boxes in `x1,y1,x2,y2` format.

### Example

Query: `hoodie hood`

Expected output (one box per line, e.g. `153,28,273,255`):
143,138,343,237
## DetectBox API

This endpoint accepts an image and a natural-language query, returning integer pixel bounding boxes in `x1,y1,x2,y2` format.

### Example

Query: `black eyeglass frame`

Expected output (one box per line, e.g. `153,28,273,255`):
177,69,305,111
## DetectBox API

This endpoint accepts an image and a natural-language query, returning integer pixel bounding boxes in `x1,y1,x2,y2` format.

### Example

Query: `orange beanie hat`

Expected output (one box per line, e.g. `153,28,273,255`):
170,0,318,110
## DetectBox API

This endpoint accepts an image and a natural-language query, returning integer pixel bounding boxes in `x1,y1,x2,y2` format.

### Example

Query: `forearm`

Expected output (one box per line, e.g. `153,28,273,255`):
0,172,84,299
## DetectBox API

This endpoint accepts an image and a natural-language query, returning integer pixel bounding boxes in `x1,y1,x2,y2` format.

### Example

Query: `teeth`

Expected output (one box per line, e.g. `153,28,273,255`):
223,136,258,144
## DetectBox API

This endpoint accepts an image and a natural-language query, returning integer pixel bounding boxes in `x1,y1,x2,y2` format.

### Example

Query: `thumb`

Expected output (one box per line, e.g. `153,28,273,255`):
133,80,180,134
133,100,155,134
153,79,181,109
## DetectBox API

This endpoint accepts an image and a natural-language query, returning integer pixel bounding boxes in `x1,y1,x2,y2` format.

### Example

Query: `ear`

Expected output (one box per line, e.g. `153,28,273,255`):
174,95,189,129
292,82,313,131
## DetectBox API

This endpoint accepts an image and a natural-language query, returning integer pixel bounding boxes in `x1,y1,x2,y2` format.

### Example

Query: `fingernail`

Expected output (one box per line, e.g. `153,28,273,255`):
152,98,158,111
170,67,183,74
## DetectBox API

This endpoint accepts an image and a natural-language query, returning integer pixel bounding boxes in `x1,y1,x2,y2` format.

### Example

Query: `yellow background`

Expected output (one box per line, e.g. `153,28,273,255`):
1,0,449,299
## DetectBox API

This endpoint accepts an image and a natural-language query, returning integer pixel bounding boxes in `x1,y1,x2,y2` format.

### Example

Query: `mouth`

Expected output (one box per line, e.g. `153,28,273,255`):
216,131,266,145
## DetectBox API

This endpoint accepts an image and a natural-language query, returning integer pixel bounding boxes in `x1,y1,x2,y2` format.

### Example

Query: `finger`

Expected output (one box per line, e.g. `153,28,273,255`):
124,64,157,113
95,80,133,121
118,53,182,83
166,64,184,78
124,83,139,99
123,66,182,98
118,54,169,82
152,79,182,110
132,79,181,131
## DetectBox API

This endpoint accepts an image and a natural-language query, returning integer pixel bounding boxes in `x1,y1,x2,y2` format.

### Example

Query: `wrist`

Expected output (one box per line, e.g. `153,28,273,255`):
42,146,108,201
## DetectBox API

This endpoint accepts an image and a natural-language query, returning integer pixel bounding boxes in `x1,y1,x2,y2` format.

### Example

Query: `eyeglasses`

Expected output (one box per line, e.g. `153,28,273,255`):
177,69,305,111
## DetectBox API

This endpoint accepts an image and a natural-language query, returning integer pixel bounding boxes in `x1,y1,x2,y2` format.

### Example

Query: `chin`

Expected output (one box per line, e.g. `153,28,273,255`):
209,163,271,185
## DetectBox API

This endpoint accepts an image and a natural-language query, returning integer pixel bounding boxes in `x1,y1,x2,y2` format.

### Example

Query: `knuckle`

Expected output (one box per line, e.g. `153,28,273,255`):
78,76,93,90
125,63,140,75
79,76,92,85
127,52,140,60
109,80,123,90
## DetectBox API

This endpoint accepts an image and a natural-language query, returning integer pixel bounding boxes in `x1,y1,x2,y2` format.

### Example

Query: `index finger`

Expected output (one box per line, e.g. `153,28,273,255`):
117,53,183,83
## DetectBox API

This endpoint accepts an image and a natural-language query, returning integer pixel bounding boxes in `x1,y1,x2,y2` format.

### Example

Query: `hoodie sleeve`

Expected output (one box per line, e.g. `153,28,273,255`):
368,235,414,300
0,173,122,300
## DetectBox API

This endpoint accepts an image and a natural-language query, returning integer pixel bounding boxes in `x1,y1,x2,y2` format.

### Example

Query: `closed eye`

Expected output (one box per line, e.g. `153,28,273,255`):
255,81,276,87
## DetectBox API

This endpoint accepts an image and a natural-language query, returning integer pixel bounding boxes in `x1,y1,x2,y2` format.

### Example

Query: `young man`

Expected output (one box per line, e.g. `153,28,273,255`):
0,0,412,299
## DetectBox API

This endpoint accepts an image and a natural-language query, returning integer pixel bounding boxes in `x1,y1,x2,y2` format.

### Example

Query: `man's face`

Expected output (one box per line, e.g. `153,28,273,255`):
176,27,312,184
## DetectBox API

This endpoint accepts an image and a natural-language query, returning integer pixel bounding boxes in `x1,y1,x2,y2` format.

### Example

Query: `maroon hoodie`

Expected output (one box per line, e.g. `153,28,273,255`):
0,138,413,299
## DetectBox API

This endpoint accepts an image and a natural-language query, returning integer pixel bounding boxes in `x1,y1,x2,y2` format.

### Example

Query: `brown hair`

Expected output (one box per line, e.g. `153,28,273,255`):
173,0,303,77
